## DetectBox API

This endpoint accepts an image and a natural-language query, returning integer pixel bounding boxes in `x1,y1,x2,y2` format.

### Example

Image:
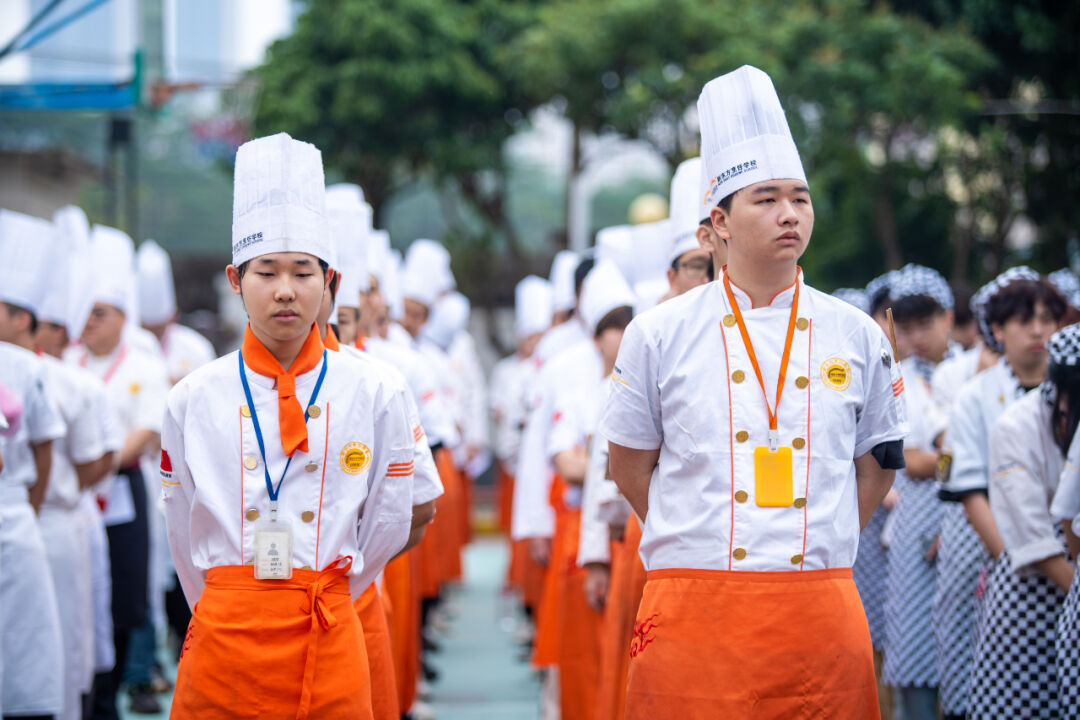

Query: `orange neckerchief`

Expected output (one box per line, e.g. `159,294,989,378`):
241,323,325,457
355,333,366,351
324,325,341,352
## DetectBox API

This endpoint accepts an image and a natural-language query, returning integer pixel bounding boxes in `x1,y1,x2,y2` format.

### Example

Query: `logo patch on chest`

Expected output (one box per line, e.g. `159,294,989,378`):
820,357,852,391
339,442,372,475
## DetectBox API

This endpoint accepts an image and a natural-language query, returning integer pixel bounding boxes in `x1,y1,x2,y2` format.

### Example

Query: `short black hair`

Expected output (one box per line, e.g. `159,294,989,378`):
891,294,946,323
236,258,330,280
869,286,892,318
1049,360,1080,451
574,257,596,298
595,305,633,338
986,278,1067,329
2,301,37,334
950,281,976,326
327,268,341,302
717,192,734,214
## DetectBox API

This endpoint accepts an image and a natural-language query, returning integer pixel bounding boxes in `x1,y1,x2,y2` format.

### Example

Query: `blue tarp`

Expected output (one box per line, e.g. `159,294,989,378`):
0,79,136,110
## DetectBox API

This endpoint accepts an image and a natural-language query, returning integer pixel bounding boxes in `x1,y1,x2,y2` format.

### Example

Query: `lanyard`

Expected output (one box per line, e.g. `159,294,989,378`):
80,345,128,383
722,273,800,451
238,349,328,520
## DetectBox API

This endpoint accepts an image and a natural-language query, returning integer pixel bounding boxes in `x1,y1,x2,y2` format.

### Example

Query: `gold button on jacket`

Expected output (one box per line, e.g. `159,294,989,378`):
245,508,259,522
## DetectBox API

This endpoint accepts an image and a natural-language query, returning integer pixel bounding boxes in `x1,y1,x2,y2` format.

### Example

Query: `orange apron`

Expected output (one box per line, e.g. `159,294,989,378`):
495,466,514,533
532,476,570,667
383,552,419,713
434,448,464,583
519,539,546,615
171,562,372,720
624,567,879,720
595,514,646,720
354,583,400,720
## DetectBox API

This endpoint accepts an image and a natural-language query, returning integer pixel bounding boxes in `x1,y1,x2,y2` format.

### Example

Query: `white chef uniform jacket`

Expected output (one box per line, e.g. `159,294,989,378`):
600,271,907,572
930,344,983,413
990,390,1068,572
161,346,417,604
534,317,589,366
449,330,489,458
940,359,1026,501
0,341,65,716
159,322,216,384
38,355,108,718
341,343,443,508
491,354,537,473
367,336,459,451
1052,426,1080,528
511,339,602,541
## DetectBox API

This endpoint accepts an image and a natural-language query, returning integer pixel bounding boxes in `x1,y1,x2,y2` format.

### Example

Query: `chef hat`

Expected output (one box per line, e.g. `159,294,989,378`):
41,205,94,338
367,229,391,284
1048,269,1080,310
970,266,1040,352
595,225,636,283
89,224,137,316
865,270,899,312
549,249,581,313
831,288,870,314
514,275,553,339
0,209,55,316
698,65,806,208
633,276,670,315
326,184,372,314
401,239,451,308
136,240,178,326
383,250,405,320
668,157,705,265
232,132,330,267
423,292,470,350
889,263,954,310
580,259,636,336
1042,323,1080,405
629,219,672,287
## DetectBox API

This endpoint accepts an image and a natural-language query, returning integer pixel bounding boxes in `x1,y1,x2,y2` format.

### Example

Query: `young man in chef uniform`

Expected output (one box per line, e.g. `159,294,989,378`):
601,65,907,718
161,132,417,719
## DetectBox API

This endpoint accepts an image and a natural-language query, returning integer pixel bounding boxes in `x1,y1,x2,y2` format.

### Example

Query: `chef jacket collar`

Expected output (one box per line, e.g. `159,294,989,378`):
722,266,802,311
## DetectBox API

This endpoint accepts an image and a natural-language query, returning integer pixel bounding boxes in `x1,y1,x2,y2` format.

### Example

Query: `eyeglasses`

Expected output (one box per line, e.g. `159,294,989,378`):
676,258,714,279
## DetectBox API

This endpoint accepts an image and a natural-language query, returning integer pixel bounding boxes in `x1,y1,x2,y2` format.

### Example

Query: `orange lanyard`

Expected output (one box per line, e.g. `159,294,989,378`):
722,272,800,451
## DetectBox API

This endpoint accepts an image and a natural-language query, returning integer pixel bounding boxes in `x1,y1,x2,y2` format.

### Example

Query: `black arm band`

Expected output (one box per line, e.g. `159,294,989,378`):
870,439,905,470
938,487,987,503
428,442,444,455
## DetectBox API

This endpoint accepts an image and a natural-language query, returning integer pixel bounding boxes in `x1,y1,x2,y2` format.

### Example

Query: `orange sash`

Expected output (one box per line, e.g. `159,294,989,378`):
624,567,879,720
595,514,646,720
171,562,372,720
354,583,399,720
383,552,419,712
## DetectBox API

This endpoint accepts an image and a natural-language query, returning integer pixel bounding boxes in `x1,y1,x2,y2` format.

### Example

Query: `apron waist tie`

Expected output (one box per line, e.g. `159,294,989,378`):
296,556,353,720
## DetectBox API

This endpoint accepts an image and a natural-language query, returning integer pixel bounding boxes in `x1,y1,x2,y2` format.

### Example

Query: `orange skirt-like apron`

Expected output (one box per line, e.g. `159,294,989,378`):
434,448,464,582
171,562,372,720
383,551,419,713
354,583,400,720
624,567,880,720
595,514,646,720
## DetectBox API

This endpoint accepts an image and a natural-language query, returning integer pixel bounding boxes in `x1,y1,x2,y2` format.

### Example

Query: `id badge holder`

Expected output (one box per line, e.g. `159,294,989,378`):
254,510,293,580
754,445,794,507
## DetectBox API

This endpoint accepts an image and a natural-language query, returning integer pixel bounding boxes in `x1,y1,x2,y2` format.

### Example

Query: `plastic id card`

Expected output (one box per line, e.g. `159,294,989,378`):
254,520,294,580
754,446,794,507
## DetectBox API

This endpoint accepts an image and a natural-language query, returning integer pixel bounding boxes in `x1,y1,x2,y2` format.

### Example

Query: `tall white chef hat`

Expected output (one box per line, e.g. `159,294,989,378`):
629,218,671,287
232,132,330,267
595,225,635,284
326,184,372,314
89,224,137,316
42,205,94,338
136,240,177,326
549,249,580,313
668,157,706,265
698,65,806,208
580,259,636,336
0,209,55,316
515,275,552,339
401,239,451,308
423,292,470,351
384,250,405,320
367,229,391,286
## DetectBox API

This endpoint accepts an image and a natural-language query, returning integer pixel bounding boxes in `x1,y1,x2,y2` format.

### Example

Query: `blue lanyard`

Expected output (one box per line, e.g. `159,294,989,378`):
238,349,328,518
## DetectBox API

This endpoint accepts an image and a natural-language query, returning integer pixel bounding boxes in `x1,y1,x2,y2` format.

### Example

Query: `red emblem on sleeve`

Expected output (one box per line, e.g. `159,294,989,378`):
160,450,172,472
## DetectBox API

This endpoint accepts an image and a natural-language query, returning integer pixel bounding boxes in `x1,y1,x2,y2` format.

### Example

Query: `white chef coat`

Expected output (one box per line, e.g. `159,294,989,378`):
511,339,602,540
367,336,459,450
930,344,983,413
600,271,906,572
159,322,217,384
989,390,1067,572
40,355,109,510
0,341,65,716
161,346,417,604
940,359,1026,500
534,317,589,366
341,343,443,507
67,342,170,441
448,330,489,455
1052,430,1080,527
490,354,532,468
576,379,623,567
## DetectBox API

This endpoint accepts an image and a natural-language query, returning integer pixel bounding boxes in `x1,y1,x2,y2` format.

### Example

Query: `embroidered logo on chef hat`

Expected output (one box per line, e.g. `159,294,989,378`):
820,357,852,391
1042,323,1080,406
888,263,954,310
970,266,1040,353
339,441,372,475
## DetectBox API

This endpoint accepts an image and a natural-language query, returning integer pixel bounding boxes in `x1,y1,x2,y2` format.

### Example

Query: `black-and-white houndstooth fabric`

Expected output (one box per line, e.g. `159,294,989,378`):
1048,268,1080,310
934,503,991,714
883,475,943,687
1056,577,1080,713
865,269,900,307
853,503,890,651
1042,323,1080,405
970,266,1040,352
832,287,870,314
889,263,954,310
967,551,1068,719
